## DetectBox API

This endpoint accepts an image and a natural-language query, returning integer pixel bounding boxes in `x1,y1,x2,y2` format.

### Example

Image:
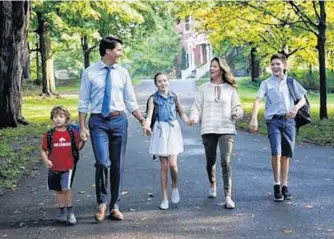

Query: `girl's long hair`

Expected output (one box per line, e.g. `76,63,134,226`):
210,57,237,88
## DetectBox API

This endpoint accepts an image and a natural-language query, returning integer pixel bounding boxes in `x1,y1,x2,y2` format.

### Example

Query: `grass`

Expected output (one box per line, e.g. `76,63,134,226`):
197,77,334,147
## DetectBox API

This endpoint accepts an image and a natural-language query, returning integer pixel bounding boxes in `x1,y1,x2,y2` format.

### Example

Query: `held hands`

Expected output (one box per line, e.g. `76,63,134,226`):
187,119,196,127
248,118,258,133
142,121,151,136
80,127,89,141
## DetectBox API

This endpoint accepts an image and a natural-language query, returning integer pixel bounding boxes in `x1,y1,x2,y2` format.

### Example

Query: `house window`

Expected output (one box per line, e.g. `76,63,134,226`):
185,16,191,31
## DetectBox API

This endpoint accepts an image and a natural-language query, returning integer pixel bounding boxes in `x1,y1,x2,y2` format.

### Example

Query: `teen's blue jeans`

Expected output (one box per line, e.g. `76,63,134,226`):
88,113,128,210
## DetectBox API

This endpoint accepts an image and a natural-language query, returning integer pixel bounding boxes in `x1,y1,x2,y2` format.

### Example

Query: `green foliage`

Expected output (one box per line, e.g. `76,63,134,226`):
125,5,180,79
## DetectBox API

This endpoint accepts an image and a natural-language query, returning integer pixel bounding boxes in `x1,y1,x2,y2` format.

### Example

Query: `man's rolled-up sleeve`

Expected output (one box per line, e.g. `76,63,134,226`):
78,70,91,113
123,70,139,113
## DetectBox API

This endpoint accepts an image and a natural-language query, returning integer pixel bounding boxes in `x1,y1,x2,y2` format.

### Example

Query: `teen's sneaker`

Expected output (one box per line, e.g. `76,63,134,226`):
225,196,235,209
282,186,292,200
159,200,169,210
67,212,77,225
55,212,67,223
273,185,284,202
171,188,180,204
208,186,217,198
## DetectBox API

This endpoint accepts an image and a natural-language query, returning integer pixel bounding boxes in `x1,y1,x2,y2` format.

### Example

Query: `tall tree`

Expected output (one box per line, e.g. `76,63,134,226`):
288,1,328,118
0,1,30,128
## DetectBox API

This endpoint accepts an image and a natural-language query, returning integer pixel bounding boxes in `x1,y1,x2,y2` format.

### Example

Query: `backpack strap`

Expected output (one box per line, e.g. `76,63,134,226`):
169,91,179,113
46,128,55,156
65,125,79,164
287,77,297,102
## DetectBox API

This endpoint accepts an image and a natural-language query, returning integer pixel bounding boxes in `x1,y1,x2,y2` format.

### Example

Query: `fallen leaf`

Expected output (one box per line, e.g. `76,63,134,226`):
140,217,147,221
148,193,154,197
304,205,314,209
282,229,292,234
121,191,128,195
129,208,136,212
13,210,20,214
19,223,26,227
316,227,322,231
78,191,86,194
194,206,201,210
91,184,96,188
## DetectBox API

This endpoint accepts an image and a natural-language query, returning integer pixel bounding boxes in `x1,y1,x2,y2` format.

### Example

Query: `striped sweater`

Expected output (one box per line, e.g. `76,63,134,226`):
190,82,243,135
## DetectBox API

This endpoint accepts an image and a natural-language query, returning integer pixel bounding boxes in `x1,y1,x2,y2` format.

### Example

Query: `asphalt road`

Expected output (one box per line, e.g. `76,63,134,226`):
1,79,334,239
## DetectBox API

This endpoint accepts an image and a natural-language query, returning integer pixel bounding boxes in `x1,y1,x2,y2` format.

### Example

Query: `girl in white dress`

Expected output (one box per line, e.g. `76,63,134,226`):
144,72,190,210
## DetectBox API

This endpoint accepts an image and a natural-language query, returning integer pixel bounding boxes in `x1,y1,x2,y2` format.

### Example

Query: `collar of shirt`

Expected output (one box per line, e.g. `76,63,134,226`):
270,73,287,84
157,91,172,99
97,60,119,70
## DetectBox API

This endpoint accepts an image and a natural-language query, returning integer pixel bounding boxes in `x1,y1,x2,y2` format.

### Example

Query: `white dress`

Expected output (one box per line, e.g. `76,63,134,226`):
149,120,184,157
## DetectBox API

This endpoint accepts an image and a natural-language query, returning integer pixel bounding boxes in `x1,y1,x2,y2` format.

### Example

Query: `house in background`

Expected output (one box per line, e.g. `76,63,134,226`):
174,16,213,80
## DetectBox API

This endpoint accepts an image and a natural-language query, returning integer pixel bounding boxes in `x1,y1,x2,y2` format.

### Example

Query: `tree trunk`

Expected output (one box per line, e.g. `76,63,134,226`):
36,39,40,83
81,36,90,69
307,64,313,88
0,1,30,129
23,43,30,80
45,34,56,94
81,35,97,69
37,12,56,96
318,1,327,119
250,47,260,82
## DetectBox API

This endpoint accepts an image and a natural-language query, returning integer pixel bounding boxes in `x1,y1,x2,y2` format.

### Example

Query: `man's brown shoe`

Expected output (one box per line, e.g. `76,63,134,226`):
94,204,107,222
109,209,124,220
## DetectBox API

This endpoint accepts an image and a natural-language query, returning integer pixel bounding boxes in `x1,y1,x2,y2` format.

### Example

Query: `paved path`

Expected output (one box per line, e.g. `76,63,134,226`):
1,80,334,239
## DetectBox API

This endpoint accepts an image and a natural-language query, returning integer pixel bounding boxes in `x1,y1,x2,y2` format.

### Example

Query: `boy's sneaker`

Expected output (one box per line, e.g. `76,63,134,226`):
56,212,67,223
67,212,77,225
282,186,292,200
171,188,180,204
159,200,169,210
225,196,235,209
273,185,284,202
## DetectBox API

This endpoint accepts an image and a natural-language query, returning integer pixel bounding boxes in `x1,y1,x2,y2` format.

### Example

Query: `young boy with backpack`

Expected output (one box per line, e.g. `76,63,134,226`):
41,106,85,225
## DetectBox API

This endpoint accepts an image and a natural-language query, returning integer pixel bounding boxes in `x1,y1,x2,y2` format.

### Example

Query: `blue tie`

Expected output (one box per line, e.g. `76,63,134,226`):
101,66,112,117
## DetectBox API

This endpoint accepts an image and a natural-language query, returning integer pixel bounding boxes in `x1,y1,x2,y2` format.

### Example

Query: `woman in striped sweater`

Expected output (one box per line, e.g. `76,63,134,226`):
190,57,243,209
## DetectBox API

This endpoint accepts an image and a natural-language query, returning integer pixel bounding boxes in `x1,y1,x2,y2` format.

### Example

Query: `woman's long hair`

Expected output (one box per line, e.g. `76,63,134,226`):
210,57,237,88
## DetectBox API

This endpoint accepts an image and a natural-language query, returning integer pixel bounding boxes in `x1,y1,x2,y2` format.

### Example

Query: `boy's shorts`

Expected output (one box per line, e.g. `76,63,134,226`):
47,170,73,191
266,118,296,158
